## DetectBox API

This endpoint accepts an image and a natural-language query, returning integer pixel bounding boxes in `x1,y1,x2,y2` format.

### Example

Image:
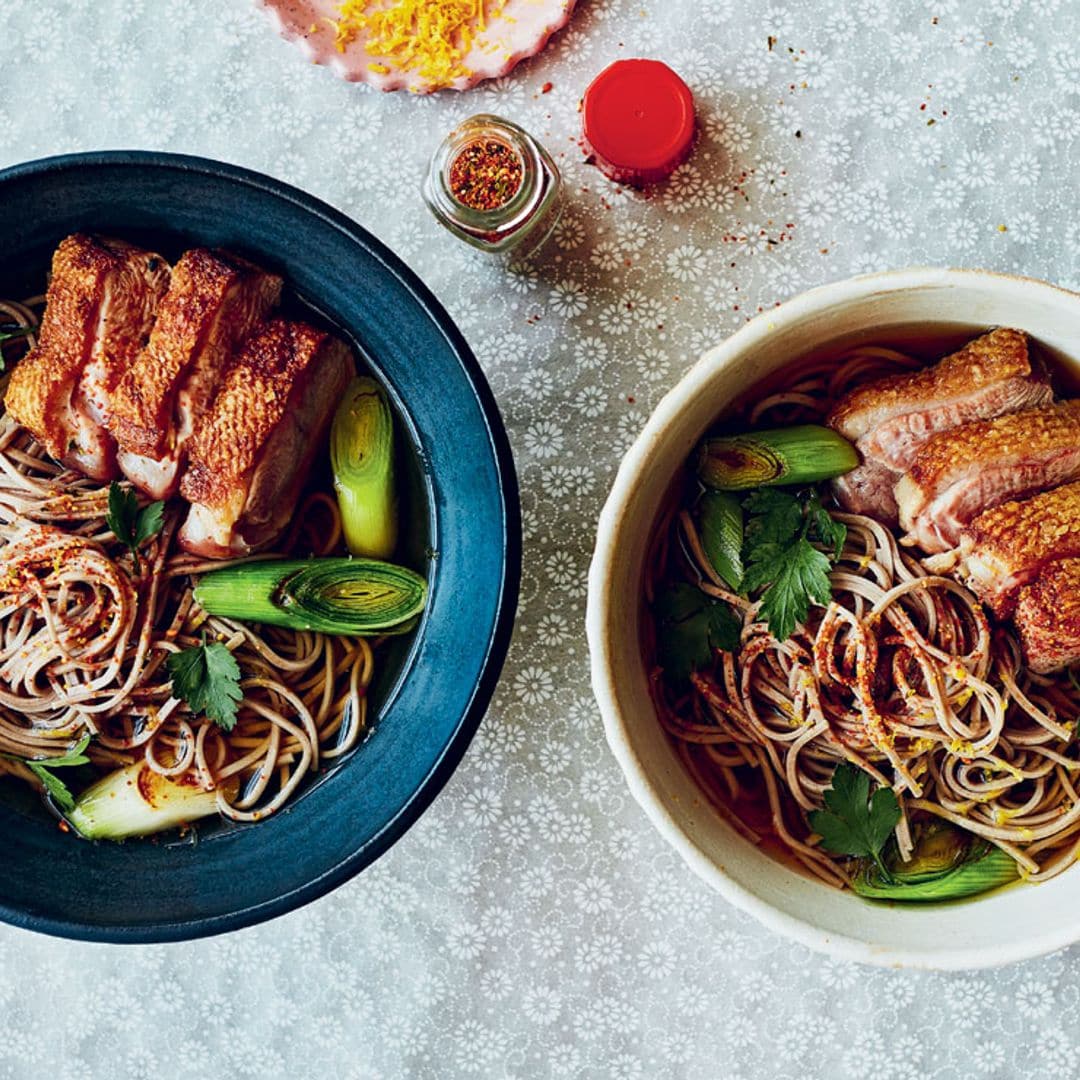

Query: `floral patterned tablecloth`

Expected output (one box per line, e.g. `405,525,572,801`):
2,1,1079,1077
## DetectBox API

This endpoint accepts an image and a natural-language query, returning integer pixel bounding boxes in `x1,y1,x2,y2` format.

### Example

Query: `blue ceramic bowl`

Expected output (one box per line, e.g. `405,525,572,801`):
0,152,520,942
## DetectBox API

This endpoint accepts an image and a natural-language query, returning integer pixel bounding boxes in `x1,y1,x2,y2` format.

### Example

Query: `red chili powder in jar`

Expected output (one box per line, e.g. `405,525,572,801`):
448,139,524,212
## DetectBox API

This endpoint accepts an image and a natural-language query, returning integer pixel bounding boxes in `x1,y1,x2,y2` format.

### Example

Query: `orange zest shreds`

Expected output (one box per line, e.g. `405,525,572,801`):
333,0,507,87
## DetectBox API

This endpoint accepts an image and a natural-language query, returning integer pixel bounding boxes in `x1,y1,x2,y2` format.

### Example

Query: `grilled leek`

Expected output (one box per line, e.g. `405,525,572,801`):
193,558,427,635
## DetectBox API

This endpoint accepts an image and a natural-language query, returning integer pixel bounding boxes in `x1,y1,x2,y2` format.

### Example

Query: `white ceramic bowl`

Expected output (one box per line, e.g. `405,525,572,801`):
587,268,1080,970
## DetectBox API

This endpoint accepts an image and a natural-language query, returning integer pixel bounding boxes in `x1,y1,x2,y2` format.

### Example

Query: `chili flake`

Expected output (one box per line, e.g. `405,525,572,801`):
448,139,524,212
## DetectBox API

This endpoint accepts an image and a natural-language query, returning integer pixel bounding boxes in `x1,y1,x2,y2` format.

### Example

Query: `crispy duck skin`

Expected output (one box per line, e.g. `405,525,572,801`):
828,329,1051,523
1014,559,1080,674
4,234,169,480
955,480,1080,617
106,249,282,499
894,400,1080,553
178,319,353,558
829,328,1050,468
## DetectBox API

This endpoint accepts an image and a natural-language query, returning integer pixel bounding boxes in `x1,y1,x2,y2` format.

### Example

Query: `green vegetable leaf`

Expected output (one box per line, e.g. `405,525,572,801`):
739,487,846,642
166,636,243,732
806,491,847,560
655,584,741,684
751,538,833,643
2,734,93,813
743,489,803,547
809,762,901,880
28,763,78,812
35,732,91,768
106,480,138,543
655,583,708,625
699,491,744,591
134,500,165,547
106,481,164,573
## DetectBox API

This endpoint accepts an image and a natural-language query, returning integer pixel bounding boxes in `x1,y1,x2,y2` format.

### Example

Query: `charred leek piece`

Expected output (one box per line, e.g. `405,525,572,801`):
852,823,1019,902
699,491,743,591
68,763,238,841
193,558,427,635
697,425,859,490
331,377,398,560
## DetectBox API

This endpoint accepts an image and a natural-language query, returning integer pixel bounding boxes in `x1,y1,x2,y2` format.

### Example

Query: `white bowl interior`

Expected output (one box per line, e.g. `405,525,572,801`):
589,269,1080,969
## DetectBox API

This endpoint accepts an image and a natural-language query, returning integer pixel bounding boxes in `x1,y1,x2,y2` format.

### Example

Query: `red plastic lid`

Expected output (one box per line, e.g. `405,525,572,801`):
581,59,697,187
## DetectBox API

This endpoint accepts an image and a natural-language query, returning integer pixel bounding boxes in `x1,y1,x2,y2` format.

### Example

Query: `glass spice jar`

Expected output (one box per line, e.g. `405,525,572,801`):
423,114,563,258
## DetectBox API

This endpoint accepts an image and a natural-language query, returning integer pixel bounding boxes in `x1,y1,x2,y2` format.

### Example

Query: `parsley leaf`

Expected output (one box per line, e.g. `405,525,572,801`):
3,733,92,813
28,764,78,812
740,487,846,642
745,538,833,643
806,490,847,560
106,481,165,574
743,489,803,547
808,762,900,880
166,636,243,732
655,583,741,684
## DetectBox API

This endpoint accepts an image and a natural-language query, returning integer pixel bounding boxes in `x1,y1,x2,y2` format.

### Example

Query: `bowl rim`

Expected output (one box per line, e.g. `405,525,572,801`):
0,150,522,944
587,266,1080,970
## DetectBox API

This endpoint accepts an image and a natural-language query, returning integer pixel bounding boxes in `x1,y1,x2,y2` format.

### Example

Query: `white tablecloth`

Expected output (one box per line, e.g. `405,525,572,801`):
2,2,1077,1077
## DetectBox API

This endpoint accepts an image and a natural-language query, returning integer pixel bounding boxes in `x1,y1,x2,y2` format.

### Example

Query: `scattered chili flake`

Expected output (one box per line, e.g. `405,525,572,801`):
448,139,524,212
541,81,553,94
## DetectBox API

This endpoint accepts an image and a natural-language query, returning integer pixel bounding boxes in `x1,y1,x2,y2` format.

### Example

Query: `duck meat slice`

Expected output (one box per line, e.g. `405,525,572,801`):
955,480,1080,617
106,248,282,500
894,400,1080,553
178,319,353,558
4,234,170,480
828,329,1052,522
829,328,1050,470
1014,559,1080,674
832,461,902,523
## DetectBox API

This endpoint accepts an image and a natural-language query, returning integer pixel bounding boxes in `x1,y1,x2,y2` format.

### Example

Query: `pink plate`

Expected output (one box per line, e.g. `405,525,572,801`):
256,0,577,93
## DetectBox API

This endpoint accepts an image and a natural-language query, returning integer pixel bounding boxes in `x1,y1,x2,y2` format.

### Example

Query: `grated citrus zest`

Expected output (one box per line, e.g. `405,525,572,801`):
333,0,508,88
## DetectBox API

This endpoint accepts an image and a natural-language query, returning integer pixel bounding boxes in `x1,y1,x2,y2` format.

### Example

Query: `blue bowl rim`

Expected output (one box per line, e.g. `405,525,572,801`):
0,150,521,944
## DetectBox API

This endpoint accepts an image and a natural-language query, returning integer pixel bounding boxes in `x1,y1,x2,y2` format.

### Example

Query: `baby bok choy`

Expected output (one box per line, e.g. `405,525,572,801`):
851,821,1019,902
697,425,858,490
193,558,427,636
331,377,398,560
68,763,239,841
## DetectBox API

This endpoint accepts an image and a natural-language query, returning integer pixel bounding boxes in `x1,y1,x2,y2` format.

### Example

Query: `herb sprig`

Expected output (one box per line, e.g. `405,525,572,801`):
1,732,92,812
106,481,164,575
654,583,741,684
808,762,900,881
166,635,243,732
740,489,846,642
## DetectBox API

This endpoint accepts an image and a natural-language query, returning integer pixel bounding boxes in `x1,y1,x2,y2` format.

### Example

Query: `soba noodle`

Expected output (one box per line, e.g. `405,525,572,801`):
0,296,376,828
648,345,1080,889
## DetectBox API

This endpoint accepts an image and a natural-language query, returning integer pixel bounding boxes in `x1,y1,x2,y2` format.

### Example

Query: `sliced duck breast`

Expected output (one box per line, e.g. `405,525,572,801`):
5,234,170,480
895,400,1080,553
178,319,352,558
828,329,1052,523
106,249,282,500
1014,559,1080,674
954,480,1080,616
